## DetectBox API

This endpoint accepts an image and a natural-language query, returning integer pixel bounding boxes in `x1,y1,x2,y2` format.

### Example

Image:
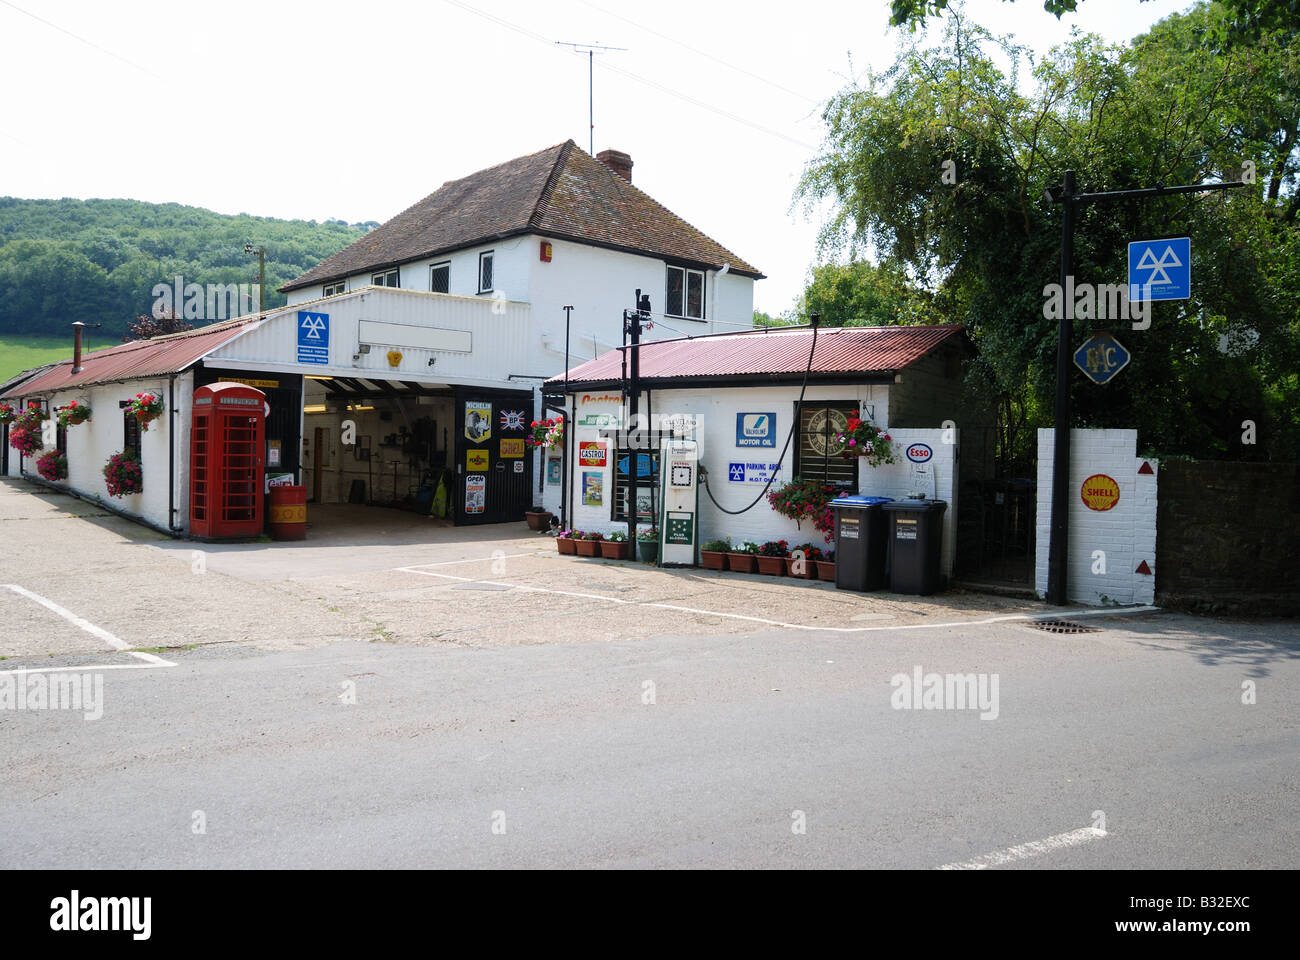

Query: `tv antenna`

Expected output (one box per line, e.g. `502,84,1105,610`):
555,40,627,155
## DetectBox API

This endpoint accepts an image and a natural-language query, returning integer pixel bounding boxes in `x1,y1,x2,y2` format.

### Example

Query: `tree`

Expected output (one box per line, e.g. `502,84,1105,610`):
795,260,936,327
799,2,1300,464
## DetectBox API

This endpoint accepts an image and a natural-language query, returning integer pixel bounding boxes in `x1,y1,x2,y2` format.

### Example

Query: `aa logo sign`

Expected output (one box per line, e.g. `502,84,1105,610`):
1080,474,1120,511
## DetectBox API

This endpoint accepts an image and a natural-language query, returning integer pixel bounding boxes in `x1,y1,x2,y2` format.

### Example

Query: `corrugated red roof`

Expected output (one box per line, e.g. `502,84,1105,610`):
1,317,258,399
547,324,966,387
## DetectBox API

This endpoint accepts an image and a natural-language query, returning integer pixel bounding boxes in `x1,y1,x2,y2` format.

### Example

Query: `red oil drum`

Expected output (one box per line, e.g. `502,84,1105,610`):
267,484,307,540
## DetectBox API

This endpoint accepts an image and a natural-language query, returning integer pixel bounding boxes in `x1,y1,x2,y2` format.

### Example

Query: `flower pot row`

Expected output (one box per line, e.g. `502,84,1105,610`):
556,533,632,559
700,541,836,582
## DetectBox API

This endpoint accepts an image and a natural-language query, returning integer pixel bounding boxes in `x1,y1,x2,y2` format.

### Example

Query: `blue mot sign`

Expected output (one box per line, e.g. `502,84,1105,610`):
1128,237,1190,301
297,311,330,364
735,412,776,448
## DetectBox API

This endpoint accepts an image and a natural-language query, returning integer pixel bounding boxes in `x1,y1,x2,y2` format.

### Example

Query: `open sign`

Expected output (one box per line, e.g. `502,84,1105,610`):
906,443,933,463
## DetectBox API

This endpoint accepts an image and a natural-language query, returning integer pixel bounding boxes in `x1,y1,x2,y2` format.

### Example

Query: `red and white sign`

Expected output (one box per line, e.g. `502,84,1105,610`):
1080,474,1120,511
578,441,607,467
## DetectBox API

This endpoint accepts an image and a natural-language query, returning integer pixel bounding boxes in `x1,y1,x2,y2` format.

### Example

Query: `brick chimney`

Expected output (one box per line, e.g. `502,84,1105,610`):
596,149,633,183
72,321,84,374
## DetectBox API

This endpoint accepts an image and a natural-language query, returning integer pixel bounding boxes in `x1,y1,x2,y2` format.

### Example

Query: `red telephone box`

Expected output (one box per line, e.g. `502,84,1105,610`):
190,382,266,539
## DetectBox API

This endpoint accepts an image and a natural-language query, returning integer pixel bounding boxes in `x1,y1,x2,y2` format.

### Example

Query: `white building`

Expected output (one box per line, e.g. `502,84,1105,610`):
2,141,763,533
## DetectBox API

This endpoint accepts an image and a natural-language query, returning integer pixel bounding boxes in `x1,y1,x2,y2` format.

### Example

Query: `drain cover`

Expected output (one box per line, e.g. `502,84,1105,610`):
1026,618,1101,634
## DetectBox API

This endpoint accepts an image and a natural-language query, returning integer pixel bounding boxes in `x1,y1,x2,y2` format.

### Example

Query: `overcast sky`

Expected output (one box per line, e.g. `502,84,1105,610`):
2,0,1193,315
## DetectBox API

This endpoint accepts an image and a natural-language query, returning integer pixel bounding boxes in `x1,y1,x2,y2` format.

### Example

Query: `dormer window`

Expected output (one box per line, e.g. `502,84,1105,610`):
666,265,705,320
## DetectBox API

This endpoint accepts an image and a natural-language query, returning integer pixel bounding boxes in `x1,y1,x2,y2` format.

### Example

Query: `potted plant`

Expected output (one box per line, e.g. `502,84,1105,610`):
525,508,554,531
0,402,15,425
815,549,837,582
556,529,578,555
103,450,142,498
125,392,164,431
637,526,660,563
600,530,631,560
35,450,67,482
55,400,91,427
768,478,839,546
727,541,760,573
786,543,822,579
701,537,730,570
525,416,564,450
574,530,603,557
833,415,897,467
7,424,42,457
756,540,790,575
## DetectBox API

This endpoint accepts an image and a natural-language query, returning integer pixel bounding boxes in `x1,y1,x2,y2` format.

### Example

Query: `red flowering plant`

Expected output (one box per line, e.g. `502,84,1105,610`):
35,451,67,481
13,401,48,431
526,415,564,449
758,539,790,558
834,415,896,468
768,477,839,543
125,392,164,431
102,450,142,497
8,425,42,457
0,402,15,424
55,400,91,427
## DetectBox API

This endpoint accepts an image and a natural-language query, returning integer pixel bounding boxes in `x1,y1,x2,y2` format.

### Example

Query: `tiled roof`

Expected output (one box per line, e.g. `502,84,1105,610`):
282,140,762,292
547,324,967,387
1,316,259,399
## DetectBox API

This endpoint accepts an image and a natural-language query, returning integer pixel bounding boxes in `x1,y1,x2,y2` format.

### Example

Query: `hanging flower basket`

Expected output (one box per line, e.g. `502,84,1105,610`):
35,451,68,482
103,450,142,498
12,402,48,432
8,425,42,457
125,392,164,431
768,478,839,543
55,400,92,427
833,415,897,468
0,402,15,424
526,416,564,450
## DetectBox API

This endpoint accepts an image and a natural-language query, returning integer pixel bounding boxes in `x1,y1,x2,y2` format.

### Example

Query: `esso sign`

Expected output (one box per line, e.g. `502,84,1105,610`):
905,443,933,463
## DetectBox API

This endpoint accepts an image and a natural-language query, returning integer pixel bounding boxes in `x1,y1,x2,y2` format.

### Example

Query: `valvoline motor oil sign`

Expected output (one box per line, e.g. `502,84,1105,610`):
736,412,776,448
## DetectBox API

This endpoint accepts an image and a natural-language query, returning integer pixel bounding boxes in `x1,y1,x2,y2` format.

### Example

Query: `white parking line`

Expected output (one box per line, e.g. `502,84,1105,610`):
1,584,175,673
393,567,1158,633
402,553,533,568
937,827,1108,870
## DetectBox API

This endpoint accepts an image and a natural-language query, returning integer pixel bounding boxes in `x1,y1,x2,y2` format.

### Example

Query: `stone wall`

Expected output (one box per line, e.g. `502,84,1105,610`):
1156,461,1300,614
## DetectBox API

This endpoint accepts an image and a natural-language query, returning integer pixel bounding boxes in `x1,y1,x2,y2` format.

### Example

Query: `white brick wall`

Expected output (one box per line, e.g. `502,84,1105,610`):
1035,428,1158,604
555,385,958,575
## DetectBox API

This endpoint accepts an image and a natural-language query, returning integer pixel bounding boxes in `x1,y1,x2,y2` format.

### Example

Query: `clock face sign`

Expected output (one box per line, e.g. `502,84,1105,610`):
805,408,849,457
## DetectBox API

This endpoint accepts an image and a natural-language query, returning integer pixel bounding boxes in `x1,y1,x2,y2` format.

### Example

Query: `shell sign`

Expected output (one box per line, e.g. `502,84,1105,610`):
1081,474,1120,511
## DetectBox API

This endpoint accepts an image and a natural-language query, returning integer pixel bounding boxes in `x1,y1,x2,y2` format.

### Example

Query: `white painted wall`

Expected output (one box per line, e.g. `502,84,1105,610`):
11,374,192,533
286,233,758,369
550,384,960,577
1035,428,1158,605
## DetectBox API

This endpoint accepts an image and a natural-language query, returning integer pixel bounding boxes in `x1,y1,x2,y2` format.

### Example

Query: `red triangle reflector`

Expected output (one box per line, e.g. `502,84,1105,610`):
1138,461,1154,475
1135,560,1152,575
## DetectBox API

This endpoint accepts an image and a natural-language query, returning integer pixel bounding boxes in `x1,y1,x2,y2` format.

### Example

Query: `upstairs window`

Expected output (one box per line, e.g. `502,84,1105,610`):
430,261,450,294
372,269,399,288
478,251,494,294
322,281,346,297
666,265,705,320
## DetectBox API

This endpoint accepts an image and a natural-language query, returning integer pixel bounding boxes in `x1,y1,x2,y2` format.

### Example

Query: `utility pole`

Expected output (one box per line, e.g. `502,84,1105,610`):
622,289,652,545
561,304,574,530
555,41,627,154
244,243,265,313
1043,171,1246,606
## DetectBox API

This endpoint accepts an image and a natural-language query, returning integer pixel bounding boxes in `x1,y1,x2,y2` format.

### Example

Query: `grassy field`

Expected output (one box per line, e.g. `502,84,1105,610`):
0,335,114,384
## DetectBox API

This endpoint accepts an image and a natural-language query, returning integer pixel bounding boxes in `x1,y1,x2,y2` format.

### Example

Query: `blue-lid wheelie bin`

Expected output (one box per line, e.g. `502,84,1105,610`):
882,499,948,594
829,495,893,591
